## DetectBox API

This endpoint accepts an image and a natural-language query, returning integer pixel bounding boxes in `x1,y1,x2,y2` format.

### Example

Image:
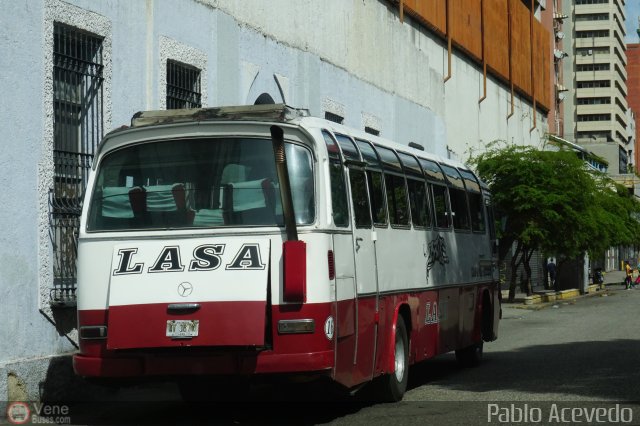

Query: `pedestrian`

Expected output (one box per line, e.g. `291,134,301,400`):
547,259,557,292
625,261,633,289
593,267,604,285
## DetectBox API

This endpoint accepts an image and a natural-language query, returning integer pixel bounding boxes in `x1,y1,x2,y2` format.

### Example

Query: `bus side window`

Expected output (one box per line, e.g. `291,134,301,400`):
397,152,426,229
449,187,471,231
349,169,372,228
367,170,387,226
431,183,450,229
486,197,498,255
439,164,471,231
329,160,349,227
407,177,428,228
425,179,434,228
354,139,387,227
374,145,408,227
322,131,349,227
468,192,486,232
385,173,409,226
458,169,485,233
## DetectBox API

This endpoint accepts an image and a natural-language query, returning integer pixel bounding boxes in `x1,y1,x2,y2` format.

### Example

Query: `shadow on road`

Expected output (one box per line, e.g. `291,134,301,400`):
44,380,370,425
38,338,640,424
409,338,640,402
40,363,372,425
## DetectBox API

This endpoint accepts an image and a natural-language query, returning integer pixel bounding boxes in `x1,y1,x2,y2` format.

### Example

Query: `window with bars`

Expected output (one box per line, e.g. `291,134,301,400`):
50,23,104,307
324,111,344,124
364,126,380,136
166,60,202,109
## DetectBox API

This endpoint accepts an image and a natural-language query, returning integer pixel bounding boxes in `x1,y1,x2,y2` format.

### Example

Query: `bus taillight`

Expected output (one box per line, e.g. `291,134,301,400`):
328,250,335,280
283,240,306,303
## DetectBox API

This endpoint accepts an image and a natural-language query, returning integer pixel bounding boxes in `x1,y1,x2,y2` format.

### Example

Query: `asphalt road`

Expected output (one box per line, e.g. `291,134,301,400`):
57,286,640,425
326,287,640,425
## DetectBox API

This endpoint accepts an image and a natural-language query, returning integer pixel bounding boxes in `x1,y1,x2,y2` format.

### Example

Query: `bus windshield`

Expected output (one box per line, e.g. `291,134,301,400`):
87,137,314,231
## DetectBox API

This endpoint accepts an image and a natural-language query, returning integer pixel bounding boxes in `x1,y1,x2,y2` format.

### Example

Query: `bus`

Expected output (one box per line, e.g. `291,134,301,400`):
74,104,500,401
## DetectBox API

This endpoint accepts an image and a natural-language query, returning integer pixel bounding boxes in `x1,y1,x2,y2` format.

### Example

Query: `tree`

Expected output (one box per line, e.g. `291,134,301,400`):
470,143,640,301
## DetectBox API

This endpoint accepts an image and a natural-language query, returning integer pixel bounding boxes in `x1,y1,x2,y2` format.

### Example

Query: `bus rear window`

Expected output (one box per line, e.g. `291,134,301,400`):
87,138,314,231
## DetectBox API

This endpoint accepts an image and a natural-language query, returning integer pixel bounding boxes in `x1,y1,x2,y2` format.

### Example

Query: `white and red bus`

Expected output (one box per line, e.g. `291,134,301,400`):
74,104,500,401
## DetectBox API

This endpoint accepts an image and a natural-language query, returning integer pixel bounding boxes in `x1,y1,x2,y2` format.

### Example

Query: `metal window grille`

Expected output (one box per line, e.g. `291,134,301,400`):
50,23,104,307
166,60,201,109
364,126,380,136
324,112,344,124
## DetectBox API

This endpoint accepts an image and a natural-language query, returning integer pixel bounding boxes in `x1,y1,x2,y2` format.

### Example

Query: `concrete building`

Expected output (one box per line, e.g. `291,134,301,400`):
544,0,568,138
0,0,551,400
562,0,630,174
626,43,640,173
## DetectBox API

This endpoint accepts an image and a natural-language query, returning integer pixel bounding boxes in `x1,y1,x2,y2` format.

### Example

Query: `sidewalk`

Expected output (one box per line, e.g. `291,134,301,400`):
602,270,627,287
501,270,626,308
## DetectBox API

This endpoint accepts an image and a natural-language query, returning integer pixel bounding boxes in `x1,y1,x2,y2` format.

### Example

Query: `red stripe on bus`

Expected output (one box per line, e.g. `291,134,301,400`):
74,285,497,380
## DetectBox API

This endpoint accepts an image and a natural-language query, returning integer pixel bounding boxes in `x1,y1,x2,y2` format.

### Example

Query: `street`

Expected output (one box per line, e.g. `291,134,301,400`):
328,286,640,425
50,285,640,425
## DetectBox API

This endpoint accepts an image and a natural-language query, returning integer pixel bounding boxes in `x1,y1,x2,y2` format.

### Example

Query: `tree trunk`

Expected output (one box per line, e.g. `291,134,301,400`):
508,241,524,302
523,247,534,296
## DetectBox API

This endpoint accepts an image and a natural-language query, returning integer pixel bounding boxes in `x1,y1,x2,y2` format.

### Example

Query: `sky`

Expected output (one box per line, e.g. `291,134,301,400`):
626,0,640,43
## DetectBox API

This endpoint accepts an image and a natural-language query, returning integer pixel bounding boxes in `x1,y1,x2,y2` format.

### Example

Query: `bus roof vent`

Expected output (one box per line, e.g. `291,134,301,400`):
130,104,309,128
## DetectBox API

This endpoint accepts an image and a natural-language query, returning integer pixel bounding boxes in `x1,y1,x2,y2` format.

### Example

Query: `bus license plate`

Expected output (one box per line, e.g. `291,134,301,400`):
166,320,199,338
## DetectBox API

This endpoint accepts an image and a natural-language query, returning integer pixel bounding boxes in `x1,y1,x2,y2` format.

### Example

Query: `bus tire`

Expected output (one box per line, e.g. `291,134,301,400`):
455,339,483,368
374,315,409,402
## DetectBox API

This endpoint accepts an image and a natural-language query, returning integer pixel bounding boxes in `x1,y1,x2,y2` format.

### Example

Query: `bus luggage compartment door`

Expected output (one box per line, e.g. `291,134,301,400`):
106,237,270,350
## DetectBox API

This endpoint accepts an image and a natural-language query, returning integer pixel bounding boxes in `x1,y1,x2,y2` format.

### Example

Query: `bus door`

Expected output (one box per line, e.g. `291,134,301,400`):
346,166,379,383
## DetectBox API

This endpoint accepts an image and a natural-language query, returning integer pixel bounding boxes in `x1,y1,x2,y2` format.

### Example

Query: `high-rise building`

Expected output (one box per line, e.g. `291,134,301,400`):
544,0,567,138
563,0,630,174
626,42,640,172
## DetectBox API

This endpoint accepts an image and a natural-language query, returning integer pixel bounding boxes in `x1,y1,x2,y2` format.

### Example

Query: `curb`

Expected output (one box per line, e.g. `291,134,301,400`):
501,284,610,310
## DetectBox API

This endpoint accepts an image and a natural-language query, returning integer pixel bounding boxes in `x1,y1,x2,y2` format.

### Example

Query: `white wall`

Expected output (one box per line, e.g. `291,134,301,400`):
201,0,548,160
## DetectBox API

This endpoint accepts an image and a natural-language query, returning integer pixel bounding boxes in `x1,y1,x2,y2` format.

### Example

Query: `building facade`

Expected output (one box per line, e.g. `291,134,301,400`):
544,0,568,138
563,0,630,174
626,43,640,173
0,0,551,400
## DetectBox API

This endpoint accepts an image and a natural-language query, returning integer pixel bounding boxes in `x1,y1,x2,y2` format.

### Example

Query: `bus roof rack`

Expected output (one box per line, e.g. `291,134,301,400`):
130,104,310,128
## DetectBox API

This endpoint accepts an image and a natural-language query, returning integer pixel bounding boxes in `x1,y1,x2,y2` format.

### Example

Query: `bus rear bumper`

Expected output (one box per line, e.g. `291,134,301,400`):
73,350,334,378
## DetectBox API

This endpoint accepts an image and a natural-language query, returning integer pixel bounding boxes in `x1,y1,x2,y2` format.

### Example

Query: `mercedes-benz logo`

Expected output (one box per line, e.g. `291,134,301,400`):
177,282,193,297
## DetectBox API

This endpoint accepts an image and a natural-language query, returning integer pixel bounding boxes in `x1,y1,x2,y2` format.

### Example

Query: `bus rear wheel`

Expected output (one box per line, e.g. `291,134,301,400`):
373,316,409,402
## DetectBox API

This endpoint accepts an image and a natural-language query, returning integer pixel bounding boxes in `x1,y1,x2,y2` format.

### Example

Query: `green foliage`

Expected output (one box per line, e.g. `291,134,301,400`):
470,142,640,261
